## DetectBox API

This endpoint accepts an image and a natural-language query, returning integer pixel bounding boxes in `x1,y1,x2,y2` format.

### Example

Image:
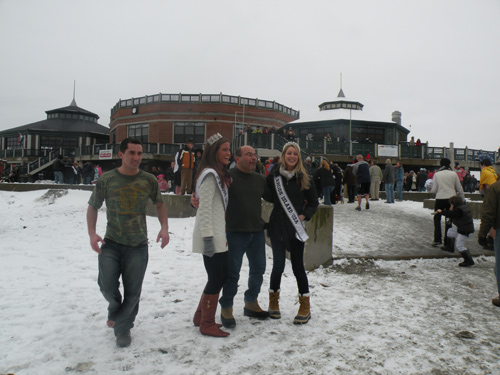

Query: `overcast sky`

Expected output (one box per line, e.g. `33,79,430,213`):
1,0,499,151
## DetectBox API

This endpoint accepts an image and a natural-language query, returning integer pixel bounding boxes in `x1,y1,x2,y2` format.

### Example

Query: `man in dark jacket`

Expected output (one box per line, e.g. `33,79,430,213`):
478,180,500,306
82,161,94,185
437,195,474,267
382,159,395,203
53,155,64,184
353,154,371,211
416,168,428,192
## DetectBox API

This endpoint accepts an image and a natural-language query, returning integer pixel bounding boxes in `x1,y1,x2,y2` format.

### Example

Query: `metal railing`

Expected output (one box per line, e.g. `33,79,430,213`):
4,136,499,177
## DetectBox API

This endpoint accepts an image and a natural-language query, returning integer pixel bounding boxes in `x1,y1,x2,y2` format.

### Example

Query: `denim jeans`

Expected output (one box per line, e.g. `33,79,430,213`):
395,180,403,200
494,229,500,296
322,185,334,205
219,231,266,308
54,171,63,184
98,238,149,336
83,176,92,185
385,183,394,203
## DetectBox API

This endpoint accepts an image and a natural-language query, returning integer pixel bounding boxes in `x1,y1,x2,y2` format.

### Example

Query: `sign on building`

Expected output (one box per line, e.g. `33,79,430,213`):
99,149,113,160
377,145,398,157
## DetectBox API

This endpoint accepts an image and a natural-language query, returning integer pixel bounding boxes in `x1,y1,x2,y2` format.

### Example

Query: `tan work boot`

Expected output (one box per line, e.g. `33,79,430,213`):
268,289,281,319
244,299,270,319
293,293,311,325
220,306,236,328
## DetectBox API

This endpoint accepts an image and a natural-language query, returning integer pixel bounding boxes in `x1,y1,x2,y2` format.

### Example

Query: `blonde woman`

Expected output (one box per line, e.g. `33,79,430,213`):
263,142,318,324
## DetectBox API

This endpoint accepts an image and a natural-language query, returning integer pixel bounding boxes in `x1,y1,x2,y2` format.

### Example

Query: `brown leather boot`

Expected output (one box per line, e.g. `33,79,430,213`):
293,293,311,325
268,289,281,319
194,291,222,328
200,294,230,337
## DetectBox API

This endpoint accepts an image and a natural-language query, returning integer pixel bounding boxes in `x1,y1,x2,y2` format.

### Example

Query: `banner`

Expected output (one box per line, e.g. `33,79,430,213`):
99,149,113,160
377,145,398,157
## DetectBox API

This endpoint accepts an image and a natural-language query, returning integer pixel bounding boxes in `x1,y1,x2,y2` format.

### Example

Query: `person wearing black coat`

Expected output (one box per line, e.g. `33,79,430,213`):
314,160,335,205
263,142,318,325
437,195,475,267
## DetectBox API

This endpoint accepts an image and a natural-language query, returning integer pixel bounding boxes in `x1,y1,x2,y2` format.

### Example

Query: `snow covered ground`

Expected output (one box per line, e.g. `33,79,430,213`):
1,189,499,375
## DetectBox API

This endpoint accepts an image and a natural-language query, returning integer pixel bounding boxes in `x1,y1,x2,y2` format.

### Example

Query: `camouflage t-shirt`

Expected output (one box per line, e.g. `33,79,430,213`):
88,169,162,247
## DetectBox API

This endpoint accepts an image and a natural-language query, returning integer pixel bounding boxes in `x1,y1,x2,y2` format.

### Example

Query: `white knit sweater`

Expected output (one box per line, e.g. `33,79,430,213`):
192,173,227,254
431,169,465,200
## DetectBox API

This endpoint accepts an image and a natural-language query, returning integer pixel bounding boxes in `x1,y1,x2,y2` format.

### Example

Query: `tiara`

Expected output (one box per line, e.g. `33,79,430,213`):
207,133,223,146
283,141,301,152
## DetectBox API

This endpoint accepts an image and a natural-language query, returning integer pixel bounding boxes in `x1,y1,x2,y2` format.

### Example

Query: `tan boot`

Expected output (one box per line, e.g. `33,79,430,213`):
293,293,311,325
220,307,236,328
244,299,270,319
268,289,281,319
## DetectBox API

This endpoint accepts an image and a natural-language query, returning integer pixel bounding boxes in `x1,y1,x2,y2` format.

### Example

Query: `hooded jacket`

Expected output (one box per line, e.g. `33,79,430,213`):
480,166,498,190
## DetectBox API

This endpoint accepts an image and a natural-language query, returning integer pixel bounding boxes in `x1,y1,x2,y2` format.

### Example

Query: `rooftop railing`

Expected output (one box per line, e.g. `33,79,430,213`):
110,92,300,119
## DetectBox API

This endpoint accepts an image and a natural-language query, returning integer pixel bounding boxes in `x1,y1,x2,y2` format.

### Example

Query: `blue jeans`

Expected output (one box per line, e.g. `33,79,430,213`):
98,239,149,336
54,171,63,184
83,176,92,185
219,231,266,308
395,180,403,200
494,230,500,296
385,183,394,203
322,185,334,205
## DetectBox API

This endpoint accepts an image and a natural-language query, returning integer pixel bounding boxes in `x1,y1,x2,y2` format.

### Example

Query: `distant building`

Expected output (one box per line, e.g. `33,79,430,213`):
285,88,410,149
109,92,299,147
0,98,109,159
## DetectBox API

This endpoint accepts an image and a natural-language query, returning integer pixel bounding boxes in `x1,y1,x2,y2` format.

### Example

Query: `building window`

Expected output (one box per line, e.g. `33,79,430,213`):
128,124,149,143
174,122,205,145
6,136,22,149
40,135,79,150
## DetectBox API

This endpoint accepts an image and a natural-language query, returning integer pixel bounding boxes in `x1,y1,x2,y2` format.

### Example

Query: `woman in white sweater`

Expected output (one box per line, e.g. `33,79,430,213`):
191,134,232,337
431,158,465,247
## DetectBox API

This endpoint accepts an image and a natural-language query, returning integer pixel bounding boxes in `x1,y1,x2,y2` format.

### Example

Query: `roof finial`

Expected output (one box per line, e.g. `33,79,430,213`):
70,80,77,106
337,73,345,98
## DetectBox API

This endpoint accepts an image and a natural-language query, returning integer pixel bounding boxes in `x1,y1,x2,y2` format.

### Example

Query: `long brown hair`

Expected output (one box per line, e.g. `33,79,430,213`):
194,136,231,188
279,142,310,190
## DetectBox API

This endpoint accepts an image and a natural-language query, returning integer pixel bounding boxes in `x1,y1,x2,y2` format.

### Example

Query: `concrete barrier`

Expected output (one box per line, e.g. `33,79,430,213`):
262,202,333,271
1,183,334,270
423,199,483,219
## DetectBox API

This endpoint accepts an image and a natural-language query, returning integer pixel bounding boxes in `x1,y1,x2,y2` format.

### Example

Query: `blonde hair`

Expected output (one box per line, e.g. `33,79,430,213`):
279,142,310,190
320,159,330,171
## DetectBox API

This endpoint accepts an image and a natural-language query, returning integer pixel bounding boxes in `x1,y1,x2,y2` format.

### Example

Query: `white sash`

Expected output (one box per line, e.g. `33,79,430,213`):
196,168,229,211
274,175,309,242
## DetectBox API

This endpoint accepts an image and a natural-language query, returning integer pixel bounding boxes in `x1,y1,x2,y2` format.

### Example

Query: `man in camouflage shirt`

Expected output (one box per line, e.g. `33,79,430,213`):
87,138,170,347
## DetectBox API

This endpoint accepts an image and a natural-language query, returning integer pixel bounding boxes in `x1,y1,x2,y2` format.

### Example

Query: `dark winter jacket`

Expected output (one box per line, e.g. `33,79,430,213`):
82,163,94,178
416,171,428,189
263,165,318,247
442,203,474,235
353,161,371,184
382,163,395,184
344,164,357,186
314,167,335,189
479,180,500,237
53,158,64,172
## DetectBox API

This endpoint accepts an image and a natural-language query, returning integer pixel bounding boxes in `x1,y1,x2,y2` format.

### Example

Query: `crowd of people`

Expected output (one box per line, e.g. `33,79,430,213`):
72,134,500,348
84,137,500,348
